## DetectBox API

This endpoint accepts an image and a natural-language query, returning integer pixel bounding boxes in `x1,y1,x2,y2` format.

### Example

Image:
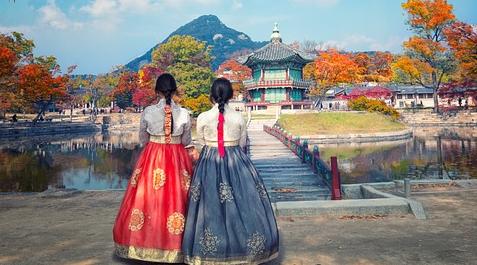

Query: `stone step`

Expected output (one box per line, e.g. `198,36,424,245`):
254,162,310,171
267,184,328,193
258,167,315,173
259,173,318,180
263,179,322,187
269,192,331,202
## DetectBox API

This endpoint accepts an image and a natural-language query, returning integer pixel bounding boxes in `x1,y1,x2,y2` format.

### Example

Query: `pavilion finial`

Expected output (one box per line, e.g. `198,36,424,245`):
270,22,282,43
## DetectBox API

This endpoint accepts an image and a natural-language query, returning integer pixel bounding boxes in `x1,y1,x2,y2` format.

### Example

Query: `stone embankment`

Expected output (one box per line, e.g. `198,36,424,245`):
0,121,99,138
400,109,477,127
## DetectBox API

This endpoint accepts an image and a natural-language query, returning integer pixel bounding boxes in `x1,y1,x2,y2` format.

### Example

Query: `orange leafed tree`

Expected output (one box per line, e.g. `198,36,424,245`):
0,46,18,115
352,52,393,82
311,49,360,95
17,64,68,120
216,59,252,82
395,0,456,112
112,71,139,109
216,59,252,98
444,21,477,82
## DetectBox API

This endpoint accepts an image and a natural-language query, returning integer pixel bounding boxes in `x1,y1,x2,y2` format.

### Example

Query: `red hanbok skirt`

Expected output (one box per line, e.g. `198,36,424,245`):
113,140,193,263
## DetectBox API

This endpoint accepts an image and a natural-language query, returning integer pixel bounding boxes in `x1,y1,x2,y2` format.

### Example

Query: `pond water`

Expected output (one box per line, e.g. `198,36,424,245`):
0,127,476,192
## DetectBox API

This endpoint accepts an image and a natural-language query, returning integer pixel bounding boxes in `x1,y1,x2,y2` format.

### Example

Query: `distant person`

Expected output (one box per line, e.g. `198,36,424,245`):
458,97,462,107
82,109,86,115
182,78,279,264
465,98,468,110
113,73,193,263
11,114,17,122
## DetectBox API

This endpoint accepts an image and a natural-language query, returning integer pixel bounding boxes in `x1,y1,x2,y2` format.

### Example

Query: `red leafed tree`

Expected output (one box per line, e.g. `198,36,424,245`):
312,49,360,95
0,46,18,116
112,71,139,109
17,64,68,121
444,21,477,83
133,65,163,108
216,59,252,82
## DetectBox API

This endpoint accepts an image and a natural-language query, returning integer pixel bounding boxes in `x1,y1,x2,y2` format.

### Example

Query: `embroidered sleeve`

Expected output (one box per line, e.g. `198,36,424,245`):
139,111,149,145
196,113,206,146
239,116,248,148
181,111,193,146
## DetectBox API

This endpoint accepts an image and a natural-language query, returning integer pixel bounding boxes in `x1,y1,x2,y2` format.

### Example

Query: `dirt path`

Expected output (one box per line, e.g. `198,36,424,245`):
0,190,476,265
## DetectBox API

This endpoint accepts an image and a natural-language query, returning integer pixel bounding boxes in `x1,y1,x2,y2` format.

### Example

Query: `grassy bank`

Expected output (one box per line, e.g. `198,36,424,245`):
278,112,406,136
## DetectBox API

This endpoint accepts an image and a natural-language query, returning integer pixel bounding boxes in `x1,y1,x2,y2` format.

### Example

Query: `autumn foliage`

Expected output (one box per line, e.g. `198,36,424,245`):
216,59,251,82
310,49,360,95
348,96,400,120
444,21,477,82
395,0,456,112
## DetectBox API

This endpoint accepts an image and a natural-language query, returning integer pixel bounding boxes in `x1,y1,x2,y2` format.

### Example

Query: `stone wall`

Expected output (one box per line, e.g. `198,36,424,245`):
400,109,477,127
0,121,99,138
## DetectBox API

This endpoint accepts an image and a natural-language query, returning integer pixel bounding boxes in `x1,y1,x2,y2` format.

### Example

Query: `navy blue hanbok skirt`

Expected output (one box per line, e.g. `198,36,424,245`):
182,145,279,265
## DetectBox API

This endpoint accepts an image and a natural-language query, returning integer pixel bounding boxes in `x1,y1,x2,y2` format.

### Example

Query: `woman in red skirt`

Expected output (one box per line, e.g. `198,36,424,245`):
113,73,193,263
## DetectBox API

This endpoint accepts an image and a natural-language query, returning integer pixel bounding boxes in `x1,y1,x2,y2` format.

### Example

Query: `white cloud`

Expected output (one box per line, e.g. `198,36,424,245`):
291,0,339,7
0,25,33,34
232,0,243,9
38,0,83,30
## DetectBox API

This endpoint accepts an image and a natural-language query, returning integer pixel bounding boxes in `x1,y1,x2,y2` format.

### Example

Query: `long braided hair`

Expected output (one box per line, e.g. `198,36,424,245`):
210,78,233,157
155,73,177,141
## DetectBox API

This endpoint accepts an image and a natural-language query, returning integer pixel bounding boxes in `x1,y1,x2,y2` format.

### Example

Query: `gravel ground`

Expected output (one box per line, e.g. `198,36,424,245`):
0,189,476,265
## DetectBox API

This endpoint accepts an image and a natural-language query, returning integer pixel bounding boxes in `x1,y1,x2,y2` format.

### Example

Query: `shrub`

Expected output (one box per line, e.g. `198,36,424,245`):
349,96,400,120
181,94,212,117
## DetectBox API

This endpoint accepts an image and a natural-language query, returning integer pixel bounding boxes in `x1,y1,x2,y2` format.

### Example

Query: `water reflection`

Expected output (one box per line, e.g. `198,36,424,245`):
0,132,142,192
316,127,477,184
1,128,476,191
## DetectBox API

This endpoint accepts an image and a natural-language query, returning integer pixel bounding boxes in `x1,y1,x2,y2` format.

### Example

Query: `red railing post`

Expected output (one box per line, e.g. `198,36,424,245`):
330,156,342,200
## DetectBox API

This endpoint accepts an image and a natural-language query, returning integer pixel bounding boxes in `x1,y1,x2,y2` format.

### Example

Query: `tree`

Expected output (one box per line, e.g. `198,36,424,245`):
17,63,69,121
0,32,34,118
168,62,215,98
181,94,212,117
444,21,477,82
311,49,360,96
216,59,251,82
394,0,457,112
151,35,215,101
133,65,163,108
112,71,138,109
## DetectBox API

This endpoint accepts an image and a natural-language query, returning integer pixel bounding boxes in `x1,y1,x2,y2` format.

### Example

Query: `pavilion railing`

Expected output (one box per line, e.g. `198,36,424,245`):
263,124,342,200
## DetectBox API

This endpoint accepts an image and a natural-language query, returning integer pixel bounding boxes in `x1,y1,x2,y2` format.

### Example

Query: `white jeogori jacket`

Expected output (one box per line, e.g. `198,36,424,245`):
139,98,192,146
196,103,247,148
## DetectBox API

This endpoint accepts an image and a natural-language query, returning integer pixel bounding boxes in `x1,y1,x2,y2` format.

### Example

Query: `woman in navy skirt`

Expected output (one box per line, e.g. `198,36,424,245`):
182,78,279,265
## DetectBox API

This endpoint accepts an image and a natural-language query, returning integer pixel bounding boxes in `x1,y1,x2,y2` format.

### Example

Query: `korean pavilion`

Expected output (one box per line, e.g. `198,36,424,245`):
239,23,315,112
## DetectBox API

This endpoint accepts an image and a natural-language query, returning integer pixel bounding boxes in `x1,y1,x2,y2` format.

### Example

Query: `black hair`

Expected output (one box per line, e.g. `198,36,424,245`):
210,78,233,113
155,73,177,106
155,73,177,134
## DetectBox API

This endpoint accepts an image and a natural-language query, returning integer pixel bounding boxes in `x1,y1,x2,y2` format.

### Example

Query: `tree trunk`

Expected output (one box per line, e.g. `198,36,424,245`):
33,100,52,122
432,71,439,113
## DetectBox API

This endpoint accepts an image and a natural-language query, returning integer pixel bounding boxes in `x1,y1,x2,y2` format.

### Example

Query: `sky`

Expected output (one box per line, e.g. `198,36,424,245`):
1,0,476,74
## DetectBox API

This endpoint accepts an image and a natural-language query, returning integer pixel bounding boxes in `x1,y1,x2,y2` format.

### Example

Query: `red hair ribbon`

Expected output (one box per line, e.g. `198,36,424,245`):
164,105,172,144
217,112,225,157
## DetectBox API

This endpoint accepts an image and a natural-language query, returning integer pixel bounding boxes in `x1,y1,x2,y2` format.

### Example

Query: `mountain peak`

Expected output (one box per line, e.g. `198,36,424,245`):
125,15,266,71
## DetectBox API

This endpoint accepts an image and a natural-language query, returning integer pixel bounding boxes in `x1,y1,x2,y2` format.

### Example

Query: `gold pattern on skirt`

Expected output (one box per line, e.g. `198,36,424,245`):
128,208,145,232
166,212,185,235
183,251,279,265
115,243,184,263
181,170,191,190
153,168,166,190
130,168,141,187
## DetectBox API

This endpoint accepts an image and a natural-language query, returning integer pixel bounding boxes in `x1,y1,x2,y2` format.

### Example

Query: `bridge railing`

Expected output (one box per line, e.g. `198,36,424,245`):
263,124,342,200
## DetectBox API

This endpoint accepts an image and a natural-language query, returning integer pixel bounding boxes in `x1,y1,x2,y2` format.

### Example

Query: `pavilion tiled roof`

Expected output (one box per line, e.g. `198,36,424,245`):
238,41,315,67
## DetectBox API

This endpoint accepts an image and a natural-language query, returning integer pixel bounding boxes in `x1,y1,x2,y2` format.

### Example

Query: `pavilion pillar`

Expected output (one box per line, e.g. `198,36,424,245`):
261,88,265,102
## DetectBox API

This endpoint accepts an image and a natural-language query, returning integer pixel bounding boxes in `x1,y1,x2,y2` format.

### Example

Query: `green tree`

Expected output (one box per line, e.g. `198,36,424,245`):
151,35,215,100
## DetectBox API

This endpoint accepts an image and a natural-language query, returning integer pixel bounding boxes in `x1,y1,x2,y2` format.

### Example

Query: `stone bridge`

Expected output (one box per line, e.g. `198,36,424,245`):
247,119,330,202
